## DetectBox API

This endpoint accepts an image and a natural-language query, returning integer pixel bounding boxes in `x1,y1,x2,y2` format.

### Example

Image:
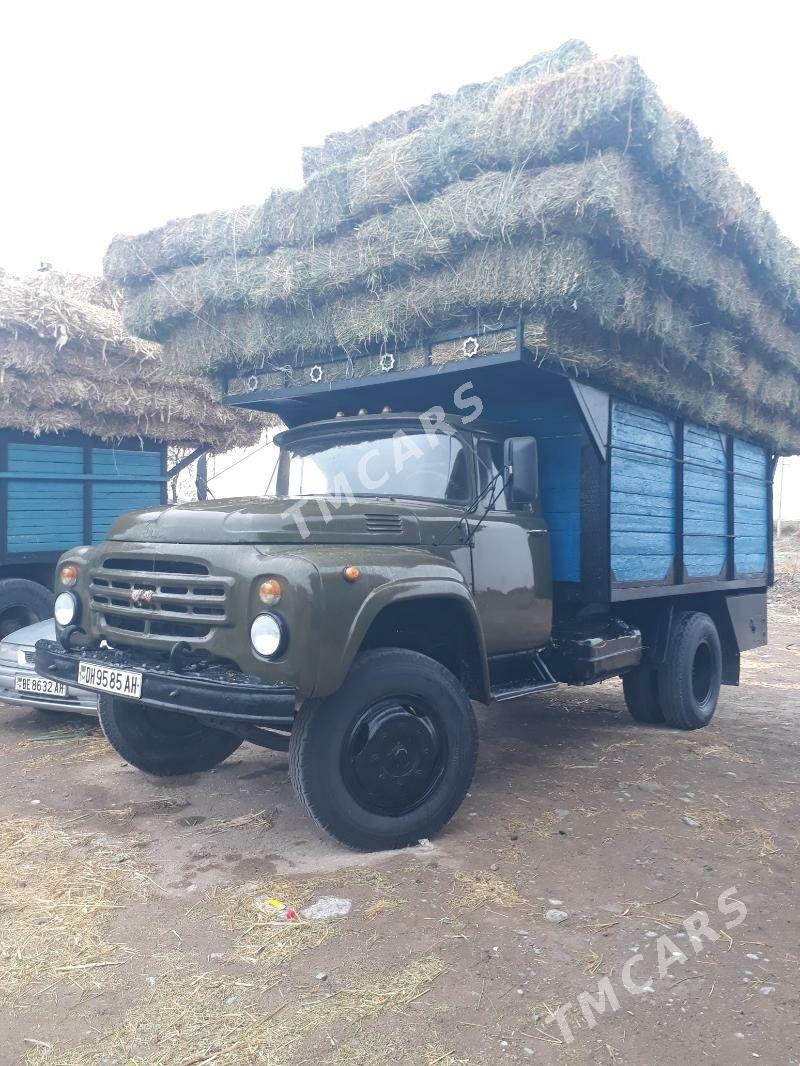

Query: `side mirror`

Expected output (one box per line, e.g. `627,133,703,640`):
503,436,539,504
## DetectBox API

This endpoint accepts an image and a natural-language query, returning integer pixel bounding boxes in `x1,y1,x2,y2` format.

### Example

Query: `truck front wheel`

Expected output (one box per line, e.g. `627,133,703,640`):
656,611,722,730
289,648,478,851
98,696,243,775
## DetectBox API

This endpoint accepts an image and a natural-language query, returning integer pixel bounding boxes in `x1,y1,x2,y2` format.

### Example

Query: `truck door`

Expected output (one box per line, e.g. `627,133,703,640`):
468,438,552,654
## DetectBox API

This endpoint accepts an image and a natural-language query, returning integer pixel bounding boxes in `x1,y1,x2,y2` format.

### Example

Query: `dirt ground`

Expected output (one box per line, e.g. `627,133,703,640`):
0,590,798,1065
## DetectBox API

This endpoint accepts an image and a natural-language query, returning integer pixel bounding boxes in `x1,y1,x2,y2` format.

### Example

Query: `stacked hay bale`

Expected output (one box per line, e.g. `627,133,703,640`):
0,270,266,448
103,41,800,453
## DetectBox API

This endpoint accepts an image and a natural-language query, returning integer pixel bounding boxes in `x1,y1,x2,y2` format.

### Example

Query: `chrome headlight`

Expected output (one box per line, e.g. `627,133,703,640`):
250,613,287,658
54,591,79,627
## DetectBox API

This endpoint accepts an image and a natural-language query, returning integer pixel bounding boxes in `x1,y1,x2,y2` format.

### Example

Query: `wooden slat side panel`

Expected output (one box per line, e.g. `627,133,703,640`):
683,423,727,578
733,440,768,577
610,401,675,584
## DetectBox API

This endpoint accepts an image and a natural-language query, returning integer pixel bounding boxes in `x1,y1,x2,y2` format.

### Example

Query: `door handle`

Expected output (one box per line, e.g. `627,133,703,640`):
527,529,547,536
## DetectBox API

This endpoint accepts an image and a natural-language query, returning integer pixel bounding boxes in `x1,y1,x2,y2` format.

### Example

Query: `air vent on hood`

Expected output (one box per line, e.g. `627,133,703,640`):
364,513,404,535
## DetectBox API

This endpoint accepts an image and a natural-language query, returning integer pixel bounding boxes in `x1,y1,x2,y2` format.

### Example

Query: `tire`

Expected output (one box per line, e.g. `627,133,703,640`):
0,578,52,639
98,695,242,775
623,666,665,724
289,648,478,852
656,611,722,731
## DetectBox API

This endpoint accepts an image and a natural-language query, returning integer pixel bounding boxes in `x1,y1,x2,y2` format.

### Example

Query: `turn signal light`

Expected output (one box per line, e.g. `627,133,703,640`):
258,578,282,606
343,565,361,583
59,564,78,587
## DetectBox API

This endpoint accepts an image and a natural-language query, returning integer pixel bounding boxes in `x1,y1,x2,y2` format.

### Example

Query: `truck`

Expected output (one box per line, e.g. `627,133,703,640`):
0,429,169,638
36,328,773,850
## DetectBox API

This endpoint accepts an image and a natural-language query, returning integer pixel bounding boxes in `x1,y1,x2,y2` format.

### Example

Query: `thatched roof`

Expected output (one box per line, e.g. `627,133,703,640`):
102,43,800,453
0,270,268,449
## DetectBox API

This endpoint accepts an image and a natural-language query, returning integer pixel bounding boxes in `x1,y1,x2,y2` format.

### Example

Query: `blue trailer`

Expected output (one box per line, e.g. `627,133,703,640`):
0,430,167,636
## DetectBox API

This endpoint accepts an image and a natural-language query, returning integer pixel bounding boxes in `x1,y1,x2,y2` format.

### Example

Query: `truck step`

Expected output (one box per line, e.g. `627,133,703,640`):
491,678,560,702
489,651,558,703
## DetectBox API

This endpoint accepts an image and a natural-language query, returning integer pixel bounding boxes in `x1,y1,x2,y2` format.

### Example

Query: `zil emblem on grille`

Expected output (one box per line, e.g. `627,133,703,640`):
131,587,156,609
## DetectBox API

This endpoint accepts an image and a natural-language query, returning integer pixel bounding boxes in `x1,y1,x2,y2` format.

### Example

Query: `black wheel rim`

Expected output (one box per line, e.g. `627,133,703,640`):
0,604,40,640
341,697,447,816
691,641,714,706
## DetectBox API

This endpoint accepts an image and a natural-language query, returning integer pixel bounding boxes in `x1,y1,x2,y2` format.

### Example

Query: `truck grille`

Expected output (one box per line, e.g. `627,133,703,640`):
89,556,232,642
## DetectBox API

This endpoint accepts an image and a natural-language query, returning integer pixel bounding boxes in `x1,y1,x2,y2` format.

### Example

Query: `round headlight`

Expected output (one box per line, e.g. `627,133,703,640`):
250,613,286,658
54,591,79,627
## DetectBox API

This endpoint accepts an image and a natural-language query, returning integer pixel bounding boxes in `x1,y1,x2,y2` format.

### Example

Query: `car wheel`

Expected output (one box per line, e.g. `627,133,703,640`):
98,695,242,774
623,666,665,724
0,578,53,639
657,611,722,730
289,647,478,851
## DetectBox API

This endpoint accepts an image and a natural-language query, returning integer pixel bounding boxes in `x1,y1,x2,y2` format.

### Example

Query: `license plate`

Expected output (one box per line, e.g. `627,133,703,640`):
77,661,143,699
14,674,68,697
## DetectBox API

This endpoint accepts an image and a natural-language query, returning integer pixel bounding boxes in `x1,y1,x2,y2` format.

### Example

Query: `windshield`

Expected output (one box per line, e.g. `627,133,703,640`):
280,431,470,502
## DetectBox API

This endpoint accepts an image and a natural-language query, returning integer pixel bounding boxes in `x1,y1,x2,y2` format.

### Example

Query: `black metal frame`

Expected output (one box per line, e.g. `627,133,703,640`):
35,638,297,725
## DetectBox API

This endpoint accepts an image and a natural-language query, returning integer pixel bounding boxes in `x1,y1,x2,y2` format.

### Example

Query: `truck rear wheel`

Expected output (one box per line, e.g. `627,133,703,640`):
657,611,722,730
623,666,665,724
98,695,243,775
289,648,478,852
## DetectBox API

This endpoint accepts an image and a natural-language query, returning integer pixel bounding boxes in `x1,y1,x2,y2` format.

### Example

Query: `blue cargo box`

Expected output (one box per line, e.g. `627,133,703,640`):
227,327,774,606
0,432,167,565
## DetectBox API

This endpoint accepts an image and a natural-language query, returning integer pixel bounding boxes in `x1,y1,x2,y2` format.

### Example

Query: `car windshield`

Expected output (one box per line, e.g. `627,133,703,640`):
281,431,470,502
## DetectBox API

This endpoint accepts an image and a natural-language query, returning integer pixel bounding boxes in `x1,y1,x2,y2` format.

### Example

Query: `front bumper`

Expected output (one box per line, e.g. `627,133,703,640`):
0,662,98,716
35,640,297,725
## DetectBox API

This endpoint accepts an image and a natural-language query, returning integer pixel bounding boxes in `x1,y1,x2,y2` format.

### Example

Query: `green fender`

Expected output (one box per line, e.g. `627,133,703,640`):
319,574,491,703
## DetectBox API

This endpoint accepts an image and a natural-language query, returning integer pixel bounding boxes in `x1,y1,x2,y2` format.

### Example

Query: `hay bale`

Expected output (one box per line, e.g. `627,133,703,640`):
300,39,594,177
162,232,799,434
122,153,800,379
104,52,800,322
0,271,269,449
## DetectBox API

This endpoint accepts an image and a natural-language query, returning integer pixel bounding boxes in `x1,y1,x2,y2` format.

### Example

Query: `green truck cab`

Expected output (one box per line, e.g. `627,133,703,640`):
36,352,772,851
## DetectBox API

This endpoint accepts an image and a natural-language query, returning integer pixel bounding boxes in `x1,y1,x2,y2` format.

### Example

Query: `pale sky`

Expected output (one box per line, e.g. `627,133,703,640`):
3,0,800,513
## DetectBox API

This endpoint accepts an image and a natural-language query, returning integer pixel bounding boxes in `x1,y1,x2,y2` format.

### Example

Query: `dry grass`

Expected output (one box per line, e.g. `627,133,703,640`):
690,741,753,765
0,817,151,1001
105,50,800,324
729,826,780,858
102,43,800,452
20,723,111,767
450,870,526,911
124,152,800,395
200,810,273,835
682,807,733,832
28,954,447,1065
213,867,398,968
364,898,400,920
0,270,268,449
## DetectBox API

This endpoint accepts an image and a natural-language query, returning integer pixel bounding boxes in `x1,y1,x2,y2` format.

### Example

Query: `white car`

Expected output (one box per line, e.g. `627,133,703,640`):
0,619,97,716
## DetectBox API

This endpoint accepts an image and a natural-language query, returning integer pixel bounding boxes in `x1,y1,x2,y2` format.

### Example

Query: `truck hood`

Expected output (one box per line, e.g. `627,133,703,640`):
105,495,451,545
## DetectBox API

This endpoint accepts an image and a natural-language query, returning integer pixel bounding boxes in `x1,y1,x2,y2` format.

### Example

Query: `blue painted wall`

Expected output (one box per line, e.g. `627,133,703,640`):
5,441,163,555
683,424,727,578
610,402,676,583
